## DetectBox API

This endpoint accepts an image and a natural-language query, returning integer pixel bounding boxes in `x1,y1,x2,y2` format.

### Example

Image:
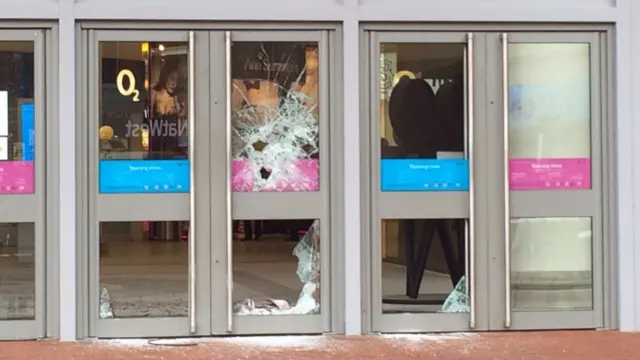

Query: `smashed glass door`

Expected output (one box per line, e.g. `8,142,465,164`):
208,31,331,335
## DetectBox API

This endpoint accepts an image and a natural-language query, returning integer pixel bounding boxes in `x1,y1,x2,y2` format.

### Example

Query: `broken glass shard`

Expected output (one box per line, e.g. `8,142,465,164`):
439,276,469,313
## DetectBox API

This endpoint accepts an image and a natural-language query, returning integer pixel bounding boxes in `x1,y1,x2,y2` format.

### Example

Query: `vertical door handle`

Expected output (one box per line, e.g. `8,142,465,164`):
187,30,197,334
465,33,476,330
501,32,512,329
224,31,234,334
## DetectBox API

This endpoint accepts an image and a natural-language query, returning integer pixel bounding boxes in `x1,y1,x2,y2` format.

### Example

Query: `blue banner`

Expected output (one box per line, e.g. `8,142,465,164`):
100,159,190,194
381,159,469,191
20,104,35,161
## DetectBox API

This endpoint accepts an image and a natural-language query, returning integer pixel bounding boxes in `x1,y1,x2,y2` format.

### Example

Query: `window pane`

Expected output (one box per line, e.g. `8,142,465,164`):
230,42,320,192
508,43,591,190
379,43,468,192
233,219,320,315
0,42,35,195
510,217,593,310
99,221,188,318
99,41,190,194
381,218,467,314
0,223,35,320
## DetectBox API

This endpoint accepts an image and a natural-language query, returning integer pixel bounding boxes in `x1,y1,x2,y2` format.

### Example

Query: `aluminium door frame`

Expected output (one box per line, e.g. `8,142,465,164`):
360,23,617,334
485,31,606,330
0,27,54,340
83,29,214,338
208,29,337,335
364,30,492,333
75,22,345,339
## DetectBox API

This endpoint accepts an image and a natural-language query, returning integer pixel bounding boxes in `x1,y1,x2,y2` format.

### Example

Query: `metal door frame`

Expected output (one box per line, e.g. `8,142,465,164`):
364,30,492,333
83,29,213,338
360,24,616,334
0,28,51,340
76,23,344,339
486,31,606,330
208,29,336,335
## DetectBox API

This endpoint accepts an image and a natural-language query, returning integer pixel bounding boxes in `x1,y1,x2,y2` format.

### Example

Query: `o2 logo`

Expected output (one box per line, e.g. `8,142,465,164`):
116,69,140,103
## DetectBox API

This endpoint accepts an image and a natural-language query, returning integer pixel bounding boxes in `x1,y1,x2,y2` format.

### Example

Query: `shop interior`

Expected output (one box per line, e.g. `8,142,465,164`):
379,43,467,314
97,41,326,318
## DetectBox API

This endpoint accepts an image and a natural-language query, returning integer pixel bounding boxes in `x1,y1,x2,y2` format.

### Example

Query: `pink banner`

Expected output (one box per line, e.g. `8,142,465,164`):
0,161,35,194
509,158,590,190
232,159,319,192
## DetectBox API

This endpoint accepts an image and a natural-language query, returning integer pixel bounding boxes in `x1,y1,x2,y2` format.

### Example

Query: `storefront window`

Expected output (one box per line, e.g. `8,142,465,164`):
99,41,190,194
0,42,35,195
231,42,320,192
508,43,591,190
378,43,468,192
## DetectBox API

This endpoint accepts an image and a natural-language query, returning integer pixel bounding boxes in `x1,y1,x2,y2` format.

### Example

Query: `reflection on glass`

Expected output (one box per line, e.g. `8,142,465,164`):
232,219,320,315
0,42,35,195
379,43,467,192
231,42,320,193
510,217,592,310
508,43,591,190
381,218,467,314
99,221,188,318
0,223,35,320
99,41,190,194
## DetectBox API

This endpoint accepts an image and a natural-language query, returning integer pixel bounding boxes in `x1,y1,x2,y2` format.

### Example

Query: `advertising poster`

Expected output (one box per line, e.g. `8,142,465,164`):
508,43,591,190
381,158,469,192
0,91,7,136
99,159,190,194
0,161,34,194
20,103,35,161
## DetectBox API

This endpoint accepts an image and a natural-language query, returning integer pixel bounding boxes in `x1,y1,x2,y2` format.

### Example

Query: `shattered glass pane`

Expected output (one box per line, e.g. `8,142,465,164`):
231,42,320,193
439,276,469,313
233,220,320,316
99,287,114,319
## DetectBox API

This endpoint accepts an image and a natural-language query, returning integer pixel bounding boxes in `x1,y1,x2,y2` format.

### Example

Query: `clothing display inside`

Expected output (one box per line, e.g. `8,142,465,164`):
380,43,467,313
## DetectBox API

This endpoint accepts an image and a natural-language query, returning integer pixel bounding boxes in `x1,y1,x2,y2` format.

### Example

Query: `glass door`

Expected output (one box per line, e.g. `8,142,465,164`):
0,30,46,340
208,30,332,335
367,31,491,332
87,30,215,338
366,29,607,333
486,32,605,330
85,28,335,338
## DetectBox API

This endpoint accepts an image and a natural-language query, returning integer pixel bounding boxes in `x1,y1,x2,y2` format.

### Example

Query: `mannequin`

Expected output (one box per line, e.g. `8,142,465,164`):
294,48,319,117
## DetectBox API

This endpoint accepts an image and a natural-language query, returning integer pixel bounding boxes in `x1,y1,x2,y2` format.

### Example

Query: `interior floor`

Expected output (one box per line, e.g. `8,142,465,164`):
0,238,591,320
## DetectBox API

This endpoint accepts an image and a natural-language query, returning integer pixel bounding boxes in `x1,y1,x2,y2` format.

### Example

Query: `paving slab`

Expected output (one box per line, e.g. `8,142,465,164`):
1,331,639,360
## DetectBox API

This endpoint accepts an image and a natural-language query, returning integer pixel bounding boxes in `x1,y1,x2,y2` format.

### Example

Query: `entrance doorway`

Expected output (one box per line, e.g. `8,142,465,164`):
0,29,49,340
79,28,338,338
364,29,611,332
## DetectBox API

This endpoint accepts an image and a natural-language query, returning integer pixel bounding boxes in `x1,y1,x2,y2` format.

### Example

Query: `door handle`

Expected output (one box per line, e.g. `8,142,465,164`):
187,30,197,334
224,30,234,334
465,32,476,330
501,32,512,329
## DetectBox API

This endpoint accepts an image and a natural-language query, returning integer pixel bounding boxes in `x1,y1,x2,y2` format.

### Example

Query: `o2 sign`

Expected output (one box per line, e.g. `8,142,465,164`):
116,69,140,102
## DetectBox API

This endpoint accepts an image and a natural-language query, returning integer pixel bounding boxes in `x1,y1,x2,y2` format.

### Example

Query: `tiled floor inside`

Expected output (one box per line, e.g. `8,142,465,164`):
1,235,592,319
1,237,454,319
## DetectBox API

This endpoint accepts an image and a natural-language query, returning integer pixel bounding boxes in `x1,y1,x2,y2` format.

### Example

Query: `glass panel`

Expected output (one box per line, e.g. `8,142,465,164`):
0,42,35,195
379,43,468,192
508,43,591,190
99,221,188,318
99,41,190,194
232,219,320,315
0,222,35,320
510,217,592,310
381,218,467,314
230,42,320,193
